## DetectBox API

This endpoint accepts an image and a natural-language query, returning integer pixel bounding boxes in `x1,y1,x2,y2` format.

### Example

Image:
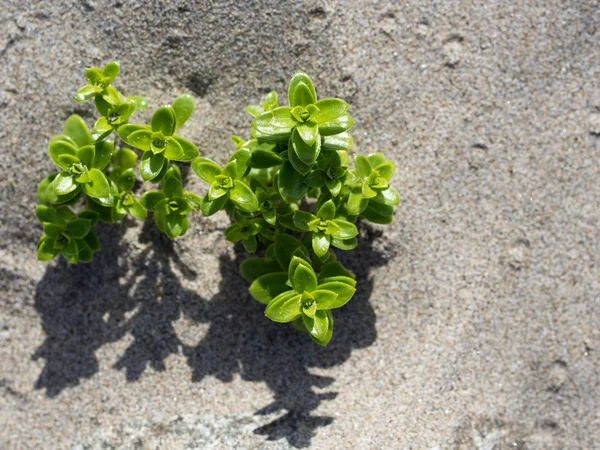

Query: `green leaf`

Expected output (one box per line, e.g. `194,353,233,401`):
224,224,244,242
240,257,283,282
292,264,317,293
172,136,199,161
140,190,166,210
83,230,101,252
360,199,394,224
321,132,354,151
329,219,358,239
243,235,258,253
249,272,291,304
229,149,251,178
287,145,314,175
49,141,78,170
82,169,110,199
230,180,259,212
316,281,356,308
354,154,372,178
277,161,307,203
93,140,113,170
268,107,296,128
292,128,320,164
310,310,333,345
172,94,194,129
375,161,396,181
222,161,238,179
38,174,81,205
318,113,354,136
368,152,387,167
265,291,302,323
140,152,166,181
75,239,94,263
128,129,153,151
102,61,120,81
64,115,91,147
288,71,317,107
163,137,185,160
164,213,185,239
92,117,113,141
113,147,137,171
163,175,183,199
152,106,176,136
313,98,348,123
42,222,64,238
37,237,60,261
331,237,357,251
192,158,222,183
293,210,316,231
312,232,331,257
317,200,336,220
66,218,91,239
325,178,342,197
303,309,329,341
304,170,326,188
287,255,312,285
52,172,78,195
117,124,149,143
200,192,228,216
75,85,97,102
36,205,66,225
128,95,148,110
274,233,306,269
249,149,283,168
245,104,263,118
380,186,400,206
312,290,338,309
76,145,95,169
296,121,319,146
85,67,103,84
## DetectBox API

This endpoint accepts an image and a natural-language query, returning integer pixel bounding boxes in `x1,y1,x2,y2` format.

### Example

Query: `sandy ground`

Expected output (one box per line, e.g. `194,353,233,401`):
1,0,599,448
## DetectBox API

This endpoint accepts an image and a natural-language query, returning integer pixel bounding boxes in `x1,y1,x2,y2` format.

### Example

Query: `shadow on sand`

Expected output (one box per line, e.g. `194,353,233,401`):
32,213,395,448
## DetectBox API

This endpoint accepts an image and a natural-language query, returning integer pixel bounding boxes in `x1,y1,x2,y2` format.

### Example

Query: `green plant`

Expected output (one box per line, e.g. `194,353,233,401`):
36,64,399,345
36,62,201,262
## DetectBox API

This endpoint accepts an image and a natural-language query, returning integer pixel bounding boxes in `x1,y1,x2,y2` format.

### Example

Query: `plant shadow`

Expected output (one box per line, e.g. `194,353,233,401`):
32,215,395,448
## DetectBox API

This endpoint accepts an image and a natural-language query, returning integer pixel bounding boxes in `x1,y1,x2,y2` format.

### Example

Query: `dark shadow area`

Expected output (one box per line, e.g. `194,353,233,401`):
33,214,395,447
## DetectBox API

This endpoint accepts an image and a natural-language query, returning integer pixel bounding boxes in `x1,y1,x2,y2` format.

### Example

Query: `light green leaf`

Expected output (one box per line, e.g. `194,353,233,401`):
321,132,354,150
64,115,91,147
303,309,329,341
288,71,317,107
83,169,110,199
249,272,291,304
93,140,113,170
249,149,283,168
140,152,166,181
230,180,259,212
192,158,222,183
163,137,185,160
293,210,316,231
313,290,339,309
312,232,331,257
313,98,348,123
296,121,319,146
102,61,120,81
151,106,176,136
355,154,372,178
329,219,358,239
75,85,97,102
293,264,317,294
318,113,354,136
52,172,78,195
292,128,320,164
127,129,152,151
315,281,356,308
380,186,400,206
164,213,185,239
49,141,78,170
277,161,307,203
317,200,336,220
172,94,194,129
265,292,302,323
201,192,228,216
172,136,199,161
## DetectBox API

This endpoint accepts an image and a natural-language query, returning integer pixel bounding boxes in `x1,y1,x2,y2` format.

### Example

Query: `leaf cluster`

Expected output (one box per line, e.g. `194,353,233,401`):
35,65,399,345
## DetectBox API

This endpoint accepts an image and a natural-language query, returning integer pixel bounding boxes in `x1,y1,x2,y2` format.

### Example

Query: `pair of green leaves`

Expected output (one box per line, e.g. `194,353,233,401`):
36,205,100,264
